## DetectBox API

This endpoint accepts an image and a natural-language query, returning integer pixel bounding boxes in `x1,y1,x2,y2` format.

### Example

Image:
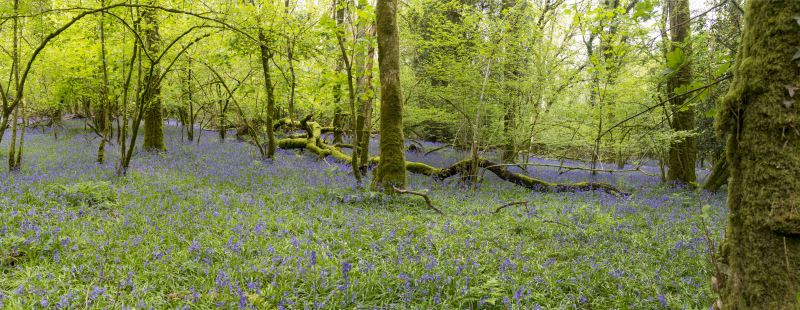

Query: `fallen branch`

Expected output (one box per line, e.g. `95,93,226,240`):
272,115,630,196
393,187,444,215
479,162,656,177
406,158,632,196
493,201,530,214
492,200,573,228
423,144,450,156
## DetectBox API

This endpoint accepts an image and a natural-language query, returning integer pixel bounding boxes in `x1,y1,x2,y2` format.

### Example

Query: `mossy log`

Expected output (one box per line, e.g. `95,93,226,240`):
274,116,630,196
273,117,303,131
405,158,630,196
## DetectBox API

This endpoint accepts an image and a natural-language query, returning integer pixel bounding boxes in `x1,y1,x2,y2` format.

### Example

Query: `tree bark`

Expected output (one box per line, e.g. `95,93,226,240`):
371,0,407,192
333,13,362,182
666,0,696,186
7,0,20,171
258,30,276,158
716,1,800,308
357,23,377,168
701,152,728,191
141,1,166,152
97,4,111,164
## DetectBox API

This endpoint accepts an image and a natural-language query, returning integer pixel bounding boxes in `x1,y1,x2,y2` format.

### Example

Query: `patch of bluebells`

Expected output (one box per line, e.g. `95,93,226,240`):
0,121,727,308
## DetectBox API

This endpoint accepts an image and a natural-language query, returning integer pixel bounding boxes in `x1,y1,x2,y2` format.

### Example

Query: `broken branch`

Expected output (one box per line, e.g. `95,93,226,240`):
392,187,444,215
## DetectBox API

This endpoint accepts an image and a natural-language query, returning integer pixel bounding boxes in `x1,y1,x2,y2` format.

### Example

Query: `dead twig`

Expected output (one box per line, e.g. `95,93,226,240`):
393,187,444,215
83,277,97,309
492,201,572,228
540,219,572,228
423,144,450,156
493,201,530,214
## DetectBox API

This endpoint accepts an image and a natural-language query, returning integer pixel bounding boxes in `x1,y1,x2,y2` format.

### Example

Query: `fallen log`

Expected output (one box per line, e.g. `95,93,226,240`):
273,116,631,196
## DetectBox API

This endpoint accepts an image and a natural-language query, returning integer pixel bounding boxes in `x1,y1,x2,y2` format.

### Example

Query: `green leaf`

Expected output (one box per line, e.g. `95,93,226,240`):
714,62,731,77
705,109,717,118
666,48,686,69
660,67,675,76
633,0,654,20
701,205,711,220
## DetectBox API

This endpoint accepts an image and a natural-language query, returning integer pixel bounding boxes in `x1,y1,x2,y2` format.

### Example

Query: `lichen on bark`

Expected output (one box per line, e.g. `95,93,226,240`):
715,1,800,308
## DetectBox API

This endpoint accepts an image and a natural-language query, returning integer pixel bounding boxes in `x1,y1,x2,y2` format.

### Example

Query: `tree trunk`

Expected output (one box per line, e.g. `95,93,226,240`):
7,0,20,171
218,96,226,143
333,8,362,182
716,1,800,308
666,0,696,186
98,4,111,164
186,64,195,142
371,0,407,192
258,30,276,158
141,1,166,152
701,152,728,191
358,23,377,168
331,3,345,145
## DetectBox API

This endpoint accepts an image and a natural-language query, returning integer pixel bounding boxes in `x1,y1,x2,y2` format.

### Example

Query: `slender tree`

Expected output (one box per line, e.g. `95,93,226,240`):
715,0,800,308
7,0,21,171
371,0,406,192
97,1,112,164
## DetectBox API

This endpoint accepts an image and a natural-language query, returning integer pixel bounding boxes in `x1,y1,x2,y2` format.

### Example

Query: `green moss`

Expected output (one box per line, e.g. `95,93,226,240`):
666,0,696,186
404,162,440,176
716,1,800,308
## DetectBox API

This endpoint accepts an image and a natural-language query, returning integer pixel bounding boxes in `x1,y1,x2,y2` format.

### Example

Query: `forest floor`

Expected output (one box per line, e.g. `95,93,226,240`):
0,121,726,309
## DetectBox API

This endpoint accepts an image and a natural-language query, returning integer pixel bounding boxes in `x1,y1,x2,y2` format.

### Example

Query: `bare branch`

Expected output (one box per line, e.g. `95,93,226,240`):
392,187,444,215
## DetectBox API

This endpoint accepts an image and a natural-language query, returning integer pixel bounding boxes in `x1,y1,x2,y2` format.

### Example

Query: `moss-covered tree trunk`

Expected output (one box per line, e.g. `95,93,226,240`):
701,151,728,191
258,30,276,158
357,23,377,169
331,2,345,145
372,0,406,192
716,1,800,308
666,0,696,186
97,4,111,164
7,0,20,171
185,63,195,142
140,2,166,152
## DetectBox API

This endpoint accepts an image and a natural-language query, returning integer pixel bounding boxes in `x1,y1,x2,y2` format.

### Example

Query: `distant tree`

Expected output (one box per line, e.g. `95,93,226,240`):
715,0,800,308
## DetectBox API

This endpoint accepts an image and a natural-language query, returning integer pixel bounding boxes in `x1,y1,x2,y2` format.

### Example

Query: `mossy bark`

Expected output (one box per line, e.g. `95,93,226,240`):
97,5,111,164
258,30,276,158
666,0,696,186
357,23,376,169
140,2,166,152
716,1,800,308
372,0,407,192
701,152,729,191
